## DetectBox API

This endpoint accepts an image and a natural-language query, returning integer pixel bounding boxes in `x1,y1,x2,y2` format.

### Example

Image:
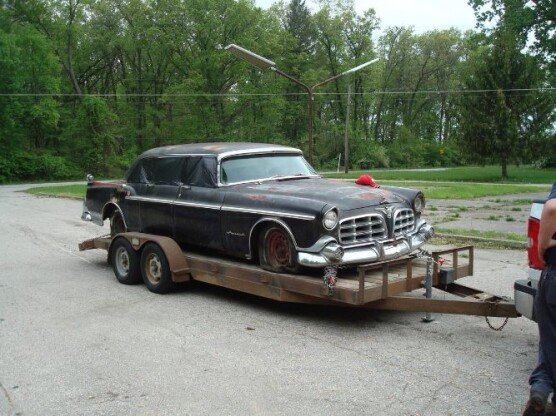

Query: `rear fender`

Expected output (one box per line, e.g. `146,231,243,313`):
102,203,126,226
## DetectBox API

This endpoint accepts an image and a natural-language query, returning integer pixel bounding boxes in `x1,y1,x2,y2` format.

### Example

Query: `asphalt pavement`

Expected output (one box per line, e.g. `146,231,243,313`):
0,184,542,415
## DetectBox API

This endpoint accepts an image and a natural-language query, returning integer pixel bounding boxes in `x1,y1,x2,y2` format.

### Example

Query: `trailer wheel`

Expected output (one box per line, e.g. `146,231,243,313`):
110,211,126,237
141,242,174,294
110,237,141,285
258,225,299,274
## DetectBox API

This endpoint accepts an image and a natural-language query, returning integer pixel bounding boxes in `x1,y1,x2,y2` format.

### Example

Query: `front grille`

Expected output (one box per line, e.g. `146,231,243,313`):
393,208,415,236
339,214,387,244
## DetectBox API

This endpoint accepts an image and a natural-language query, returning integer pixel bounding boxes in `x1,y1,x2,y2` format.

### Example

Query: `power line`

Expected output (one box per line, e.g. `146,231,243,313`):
0,87,555,98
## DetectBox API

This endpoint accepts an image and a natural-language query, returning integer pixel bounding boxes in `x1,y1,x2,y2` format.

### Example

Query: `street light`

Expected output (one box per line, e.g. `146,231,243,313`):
226,43,378,165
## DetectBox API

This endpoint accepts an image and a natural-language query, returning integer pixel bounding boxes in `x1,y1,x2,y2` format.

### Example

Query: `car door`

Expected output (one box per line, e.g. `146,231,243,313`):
139,157,183,237
173,156,224,250
120,160,147,231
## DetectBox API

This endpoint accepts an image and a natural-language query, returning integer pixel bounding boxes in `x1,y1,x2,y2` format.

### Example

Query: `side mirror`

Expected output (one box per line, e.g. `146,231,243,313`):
86,174,94,183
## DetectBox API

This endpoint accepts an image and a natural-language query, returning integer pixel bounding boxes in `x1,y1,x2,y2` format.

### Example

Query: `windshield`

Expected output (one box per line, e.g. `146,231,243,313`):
220,153,317,184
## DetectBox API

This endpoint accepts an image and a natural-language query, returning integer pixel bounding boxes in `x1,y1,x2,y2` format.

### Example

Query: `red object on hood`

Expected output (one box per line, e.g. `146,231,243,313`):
355,174,378,187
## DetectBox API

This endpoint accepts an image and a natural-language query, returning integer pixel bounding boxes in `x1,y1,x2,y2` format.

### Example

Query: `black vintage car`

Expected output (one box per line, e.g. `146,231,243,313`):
81,142,434,273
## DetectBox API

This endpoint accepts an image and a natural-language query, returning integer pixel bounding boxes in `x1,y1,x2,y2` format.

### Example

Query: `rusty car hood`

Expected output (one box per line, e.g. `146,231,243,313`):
236,178,405,211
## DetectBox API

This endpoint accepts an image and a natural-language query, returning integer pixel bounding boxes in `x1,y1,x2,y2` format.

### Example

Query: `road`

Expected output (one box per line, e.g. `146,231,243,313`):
0,184,540,415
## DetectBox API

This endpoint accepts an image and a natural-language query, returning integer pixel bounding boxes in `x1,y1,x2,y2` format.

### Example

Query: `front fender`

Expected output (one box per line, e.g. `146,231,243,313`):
248,218,299,260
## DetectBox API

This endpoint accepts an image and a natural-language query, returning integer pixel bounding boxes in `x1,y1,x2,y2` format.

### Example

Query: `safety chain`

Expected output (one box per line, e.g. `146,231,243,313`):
484,296,511,331
420,248,510,331
415,248,445,266
323,266,338,296
485,316,510,331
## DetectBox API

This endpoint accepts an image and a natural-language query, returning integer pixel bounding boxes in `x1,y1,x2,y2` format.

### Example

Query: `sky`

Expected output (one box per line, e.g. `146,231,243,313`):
254,0,478,34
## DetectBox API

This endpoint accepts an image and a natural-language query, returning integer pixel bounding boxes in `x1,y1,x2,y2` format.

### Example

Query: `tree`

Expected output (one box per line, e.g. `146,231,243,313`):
458,26,551,177
279,0,317,148
6,0,90,95
469,0,556,61
311,0,379,164
463,0,555,175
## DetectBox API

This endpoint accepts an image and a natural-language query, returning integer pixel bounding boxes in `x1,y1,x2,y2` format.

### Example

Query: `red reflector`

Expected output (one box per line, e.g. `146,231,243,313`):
528,216,544,270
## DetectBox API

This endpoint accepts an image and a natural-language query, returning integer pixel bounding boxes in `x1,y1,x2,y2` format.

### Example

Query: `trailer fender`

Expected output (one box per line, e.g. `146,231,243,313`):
109,232,191,283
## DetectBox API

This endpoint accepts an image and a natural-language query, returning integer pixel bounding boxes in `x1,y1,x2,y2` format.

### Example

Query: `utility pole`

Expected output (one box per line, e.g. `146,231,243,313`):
344,84,352,174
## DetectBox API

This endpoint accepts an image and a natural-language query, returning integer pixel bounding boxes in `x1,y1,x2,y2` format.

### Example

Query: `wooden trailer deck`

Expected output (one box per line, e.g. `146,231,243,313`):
79,235,518,318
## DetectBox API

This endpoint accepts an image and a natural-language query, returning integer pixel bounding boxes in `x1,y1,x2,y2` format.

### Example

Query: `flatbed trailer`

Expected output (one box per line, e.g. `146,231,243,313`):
79,233,518,318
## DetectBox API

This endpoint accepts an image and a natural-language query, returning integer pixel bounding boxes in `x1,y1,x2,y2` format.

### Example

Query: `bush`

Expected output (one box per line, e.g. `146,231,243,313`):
352,139,390,169
0,151,80,183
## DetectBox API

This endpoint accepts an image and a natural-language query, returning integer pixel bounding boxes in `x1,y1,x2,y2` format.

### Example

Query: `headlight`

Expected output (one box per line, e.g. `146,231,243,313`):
414,194,425,213
323,209,338,230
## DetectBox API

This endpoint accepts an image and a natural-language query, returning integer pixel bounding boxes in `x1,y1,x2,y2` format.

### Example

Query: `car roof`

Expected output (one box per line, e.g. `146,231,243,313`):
138,142,302,159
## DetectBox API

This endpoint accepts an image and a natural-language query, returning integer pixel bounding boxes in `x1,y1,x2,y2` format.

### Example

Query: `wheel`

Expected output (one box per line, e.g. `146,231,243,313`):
110,211,126,237
258,225,299,273
140,242,174,294
110,237,141,285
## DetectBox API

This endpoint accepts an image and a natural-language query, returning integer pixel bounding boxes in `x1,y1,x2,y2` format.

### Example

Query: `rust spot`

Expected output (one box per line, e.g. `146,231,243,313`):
354,192,378,200
204,144,226,151
248,194,268,202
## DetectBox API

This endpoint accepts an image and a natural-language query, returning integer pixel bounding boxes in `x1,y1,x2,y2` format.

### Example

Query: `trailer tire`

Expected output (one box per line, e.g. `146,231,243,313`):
258,224,299,274
111,237,141,285
141,242,174,294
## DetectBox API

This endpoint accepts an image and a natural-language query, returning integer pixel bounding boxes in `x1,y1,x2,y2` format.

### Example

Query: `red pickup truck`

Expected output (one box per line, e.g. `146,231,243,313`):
514,199,546,320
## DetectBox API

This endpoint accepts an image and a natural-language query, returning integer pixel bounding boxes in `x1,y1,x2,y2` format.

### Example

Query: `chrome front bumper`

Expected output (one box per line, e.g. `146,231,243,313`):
297,223,434,268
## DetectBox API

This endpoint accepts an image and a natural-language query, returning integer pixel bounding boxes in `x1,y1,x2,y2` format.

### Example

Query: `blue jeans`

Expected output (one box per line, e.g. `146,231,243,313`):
529,267,556,399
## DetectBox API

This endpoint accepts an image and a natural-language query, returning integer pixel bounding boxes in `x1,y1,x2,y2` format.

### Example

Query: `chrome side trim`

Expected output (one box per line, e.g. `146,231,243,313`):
126,195,175,204
174,200,221,210
127,196,221,211
223,206,315,220
126,195,315,220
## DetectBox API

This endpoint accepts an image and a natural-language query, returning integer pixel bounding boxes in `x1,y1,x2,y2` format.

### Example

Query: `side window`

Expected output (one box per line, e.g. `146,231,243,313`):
147,157,184,185
181,156,217,187
126,160,148,183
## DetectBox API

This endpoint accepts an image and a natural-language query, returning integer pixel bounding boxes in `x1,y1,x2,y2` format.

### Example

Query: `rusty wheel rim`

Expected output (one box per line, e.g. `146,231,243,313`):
266,229,292,268
115,246,130,276
144,253,162,284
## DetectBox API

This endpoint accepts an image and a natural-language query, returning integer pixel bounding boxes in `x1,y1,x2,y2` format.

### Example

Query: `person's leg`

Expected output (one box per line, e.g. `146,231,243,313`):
524,271,555,415
529,345,553,397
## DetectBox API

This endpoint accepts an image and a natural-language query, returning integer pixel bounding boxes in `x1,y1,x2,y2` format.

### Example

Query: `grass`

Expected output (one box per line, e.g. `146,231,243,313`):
435,227,526,243
26,184,84,199
324,165,556,183
382,182,544,199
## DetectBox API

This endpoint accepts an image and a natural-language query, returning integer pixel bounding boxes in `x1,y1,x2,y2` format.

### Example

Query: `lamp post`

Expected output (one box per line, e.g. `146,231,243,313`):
226,43,378,166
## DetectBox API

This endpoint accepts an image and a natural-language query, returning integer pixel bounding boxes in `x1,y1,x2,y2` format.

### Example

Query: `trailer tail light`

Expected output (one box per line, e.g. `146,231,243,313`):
528,215,544,270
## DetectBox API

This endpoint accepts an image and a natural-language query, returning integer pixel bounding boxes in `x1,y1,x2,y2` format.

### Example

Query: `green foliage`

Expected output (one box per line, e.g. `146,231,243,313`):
352,139,390,169
0,0,553,182
0,151,79,183
63,96,119,174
